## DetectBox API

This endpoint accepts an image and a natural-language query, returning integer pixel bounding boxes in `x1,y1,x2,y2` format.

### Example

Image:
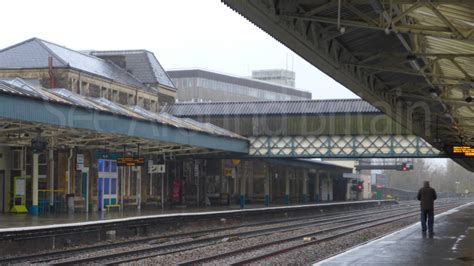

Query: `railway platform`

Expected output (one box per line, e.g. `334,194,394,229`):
317,202,474,265
0,200,389,231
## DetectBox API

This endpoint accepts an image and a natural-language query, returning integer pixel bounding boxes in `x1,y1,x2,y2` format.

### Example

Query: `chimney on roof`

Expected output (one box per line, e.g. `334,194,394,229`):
48,56,55,88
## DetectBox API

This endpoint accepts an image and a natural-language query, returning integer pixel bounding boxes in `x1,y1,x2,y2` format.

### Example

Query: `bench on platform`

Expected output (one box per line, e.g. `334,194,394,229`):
105,204,121,211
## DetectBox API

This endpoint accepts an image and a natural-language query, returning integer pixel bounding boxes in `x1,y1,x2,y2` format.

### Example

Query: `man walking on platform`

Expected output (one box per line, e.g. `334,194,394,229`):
417,181,437,235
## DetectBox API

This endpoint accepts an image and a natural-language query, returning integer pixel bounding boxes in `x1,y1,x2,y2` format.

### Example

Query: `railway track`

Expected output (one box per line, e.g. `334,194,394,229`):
49,202,460,265
0,200,462,265
0,202,405,264
177,203,460,265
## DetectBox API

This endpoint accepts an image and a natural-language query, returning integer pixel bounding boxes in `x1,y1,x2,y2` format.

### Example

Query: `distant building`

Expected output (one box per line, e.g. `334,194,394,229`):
251,69,295,88
0,38,176,112
167,69,311,102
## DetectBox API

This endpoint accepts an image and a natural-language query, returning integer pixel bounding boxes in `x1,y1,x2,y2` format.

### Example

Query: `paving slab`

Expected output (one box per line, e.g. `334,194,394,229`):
317,202,474,266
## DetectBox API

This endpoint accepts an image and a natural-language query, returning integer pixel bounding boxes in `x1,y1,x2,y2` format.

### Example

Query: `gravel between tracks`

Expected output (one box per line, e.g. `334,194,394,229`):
127,209,420,265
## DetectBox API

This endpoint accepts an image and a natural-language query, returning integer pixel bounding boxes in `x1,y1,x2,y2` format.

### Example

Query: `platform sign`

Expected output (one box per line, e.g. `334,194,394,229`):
117,157,145,166
224,168,232,177
148,164,165,174
452,146,474,157
76,154,84,170
10,176,28,213
16,178,25,196
95,151,119,160
231,159,241,166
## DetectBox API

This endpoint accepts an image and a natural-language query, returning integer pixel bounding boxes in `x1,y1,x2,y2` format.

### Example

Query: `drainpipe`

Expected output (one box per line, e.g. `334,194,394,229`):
49,148,54,208
31,153,39,215
67,148,73,194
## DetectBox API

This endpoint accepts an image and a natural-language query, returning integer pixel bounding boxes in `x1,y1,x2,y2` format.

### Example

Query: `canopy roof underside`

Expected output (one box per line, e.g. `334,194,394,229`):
0,79,248,156
223,0,474,170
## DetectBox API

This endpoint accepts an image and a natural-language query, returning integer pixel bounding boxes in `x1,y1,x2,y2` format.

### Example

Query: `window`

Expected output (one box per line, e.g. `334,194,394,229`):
104,178,110,194
101,87,107,98
111,178,117,194
98,159,104,172
112,90,118,102
12,149,21,170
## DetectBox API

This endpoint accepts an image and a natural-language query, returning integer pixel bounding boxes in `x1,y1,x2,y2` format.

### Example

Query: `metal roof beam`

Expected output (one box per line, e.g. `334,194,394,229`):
325,0,471,4
282,13,473,40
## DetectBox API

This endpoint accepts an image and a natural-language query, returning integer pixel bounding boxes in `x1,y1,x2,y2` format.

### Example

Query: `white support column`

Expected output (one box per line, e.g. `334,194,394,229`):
32,153,39,215
136,166,141,210
327,172,332,201
239,163,246,208
315,170,320,202
264,164,269,207
303,169,308,203
285,168,290,205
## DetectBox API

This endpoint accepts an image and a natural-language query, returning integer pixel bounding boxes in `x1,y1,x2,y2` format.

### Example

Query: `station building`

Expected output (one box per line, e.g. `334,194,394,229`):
167,68,311,102
0,38,353,216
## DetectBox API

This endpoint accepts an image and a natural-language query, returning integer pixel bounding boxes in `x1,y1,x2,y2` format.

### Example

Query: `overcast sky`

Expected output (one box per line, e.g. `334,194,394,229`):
0,0,358,99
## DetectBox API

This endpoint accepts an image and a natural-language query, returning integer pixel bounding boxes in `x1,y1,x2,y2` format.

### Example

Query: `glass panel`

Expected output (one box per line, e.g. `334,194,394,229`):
111,161,117,172
111,178,117,194
105,160,111,173
98,159,104,172
104,178,110,194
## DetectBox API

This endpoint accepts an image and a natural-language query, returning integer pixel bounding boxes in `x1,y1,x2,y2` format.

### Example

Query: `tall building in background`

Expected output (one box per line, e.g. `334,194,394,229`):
167,68,311,102
251,69,295,88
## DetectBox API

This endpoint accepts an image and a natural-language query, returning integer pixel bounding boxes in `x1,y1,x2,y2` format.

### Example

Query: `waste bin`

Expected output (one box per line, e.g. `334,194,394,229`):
66,194,75,214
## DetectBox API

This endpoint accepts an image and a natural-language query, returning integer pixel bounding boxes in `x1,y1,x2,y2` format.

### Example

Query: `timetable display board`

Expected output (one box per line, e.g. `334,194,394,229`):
452,146,474,157
117,157,145,166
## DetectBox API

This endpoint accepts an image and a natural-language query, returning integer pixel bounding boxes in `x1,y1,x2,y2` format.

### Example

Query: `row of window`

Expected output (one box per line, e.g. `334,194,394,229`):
173,77,302,101
69,79,158,112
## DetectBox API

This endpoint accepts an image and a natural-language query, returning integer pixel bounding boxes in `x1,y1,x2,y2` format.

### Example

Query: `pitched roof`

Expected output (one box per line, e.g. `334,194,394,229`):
0,78,245,140
89,50,175,89
0,38,148,90
164,99,380,117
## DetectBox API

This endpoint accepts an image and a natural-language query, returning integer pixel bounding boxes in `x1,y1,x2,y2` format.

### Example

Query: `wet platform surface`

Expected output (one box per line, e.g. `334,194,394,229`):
0,200,384,231
317,202,474,266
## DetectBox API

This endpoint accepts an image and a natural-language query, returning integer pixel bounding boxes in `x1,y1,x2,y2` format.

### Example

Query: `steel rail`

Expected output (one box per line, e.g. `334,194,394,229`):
178,203,460,266
52,205,422,265
0,203,405,264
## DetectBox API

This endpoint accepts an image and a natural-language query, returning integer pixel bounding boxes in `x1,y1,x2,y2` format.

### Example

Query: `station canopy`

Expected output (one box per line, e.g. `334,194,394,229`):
0,78,248,156
223,0,474,170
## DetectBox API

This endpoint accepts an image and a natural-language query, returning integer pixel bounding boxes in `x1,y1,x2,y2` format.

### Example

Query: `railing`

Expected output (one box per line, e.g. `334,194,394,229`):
38,189,65,214
249,135,442,158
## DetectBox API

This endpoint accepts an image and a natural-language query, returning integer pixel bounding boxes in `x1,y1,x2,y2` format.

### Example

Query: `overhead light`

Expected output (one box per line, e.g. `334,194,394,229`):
406,54,417,61
461,83,472,103
429,87,439,99
442,113,454,124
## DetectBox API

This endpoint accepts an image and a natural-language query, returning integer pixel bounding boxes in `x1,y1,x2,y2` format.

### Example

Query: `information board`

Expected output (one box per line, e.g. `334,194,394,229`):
117,157,145,166
452,146,474,157
15,178,25,196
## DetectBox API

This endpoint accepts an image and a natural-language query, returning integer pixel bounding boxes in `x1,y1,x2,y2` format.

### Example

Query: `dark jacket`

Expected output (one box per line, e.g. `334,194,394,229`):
417,186,437,210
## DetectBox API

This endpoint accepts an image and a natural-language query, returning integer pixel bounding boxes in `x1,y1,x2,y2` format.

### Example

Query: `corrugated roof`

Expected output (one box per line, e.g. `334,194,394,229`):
164,99,380,117
89,50,175,88
0,38,148,90
0,79,245,140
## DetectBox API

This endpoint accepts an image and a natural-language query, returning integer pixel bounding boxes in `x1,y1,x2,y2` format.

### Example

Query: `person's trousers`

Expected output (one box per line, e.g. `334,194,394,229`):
420,209,434,233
